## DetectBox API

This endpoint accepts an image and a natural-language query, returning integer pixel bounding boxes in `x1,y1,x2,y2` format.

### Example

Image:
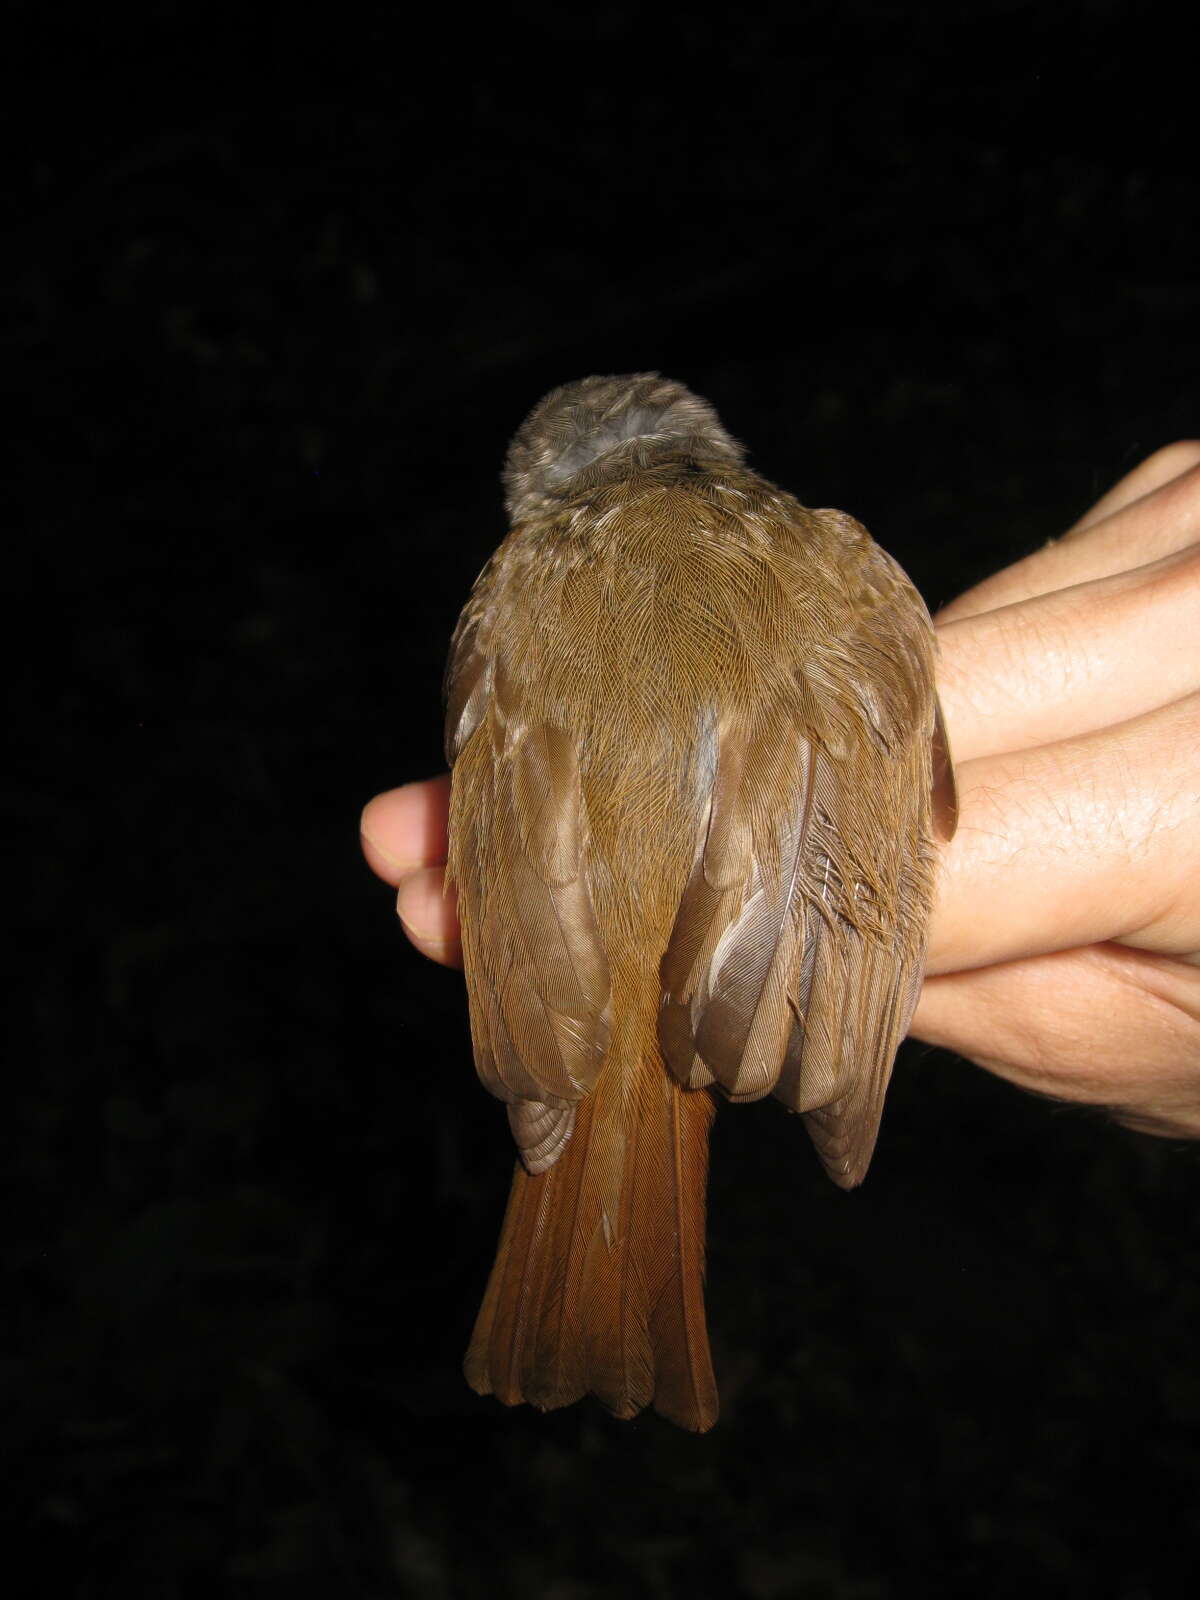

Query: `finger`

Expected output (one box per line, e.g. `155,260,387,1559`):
1065,439,1200,535
911,942,1200,1137
396,864,463,967
925,691,1200,975
936,445,1200,623
360,774,452,885
936,539,1200,764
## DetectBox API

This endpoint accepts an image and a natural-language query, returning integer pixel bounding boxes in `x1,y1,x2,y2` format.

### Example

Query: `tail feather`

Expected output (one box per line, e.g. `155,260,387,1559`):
579,1098,656,1420
648,1079,719,1429
463,1148,552,1406
465,1068,719,1431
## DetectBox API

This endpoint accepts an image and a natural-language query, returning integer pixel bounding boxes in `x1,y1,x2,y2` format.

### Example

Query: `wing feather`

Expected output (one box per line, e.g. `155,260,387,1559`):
659,506,943,1183
446,643,612,1165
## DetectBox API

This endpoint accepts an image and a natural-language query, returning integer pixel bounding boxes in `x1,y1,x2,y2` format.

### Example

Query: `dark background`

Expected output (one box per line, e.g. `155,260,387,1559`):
9,2,1199,1595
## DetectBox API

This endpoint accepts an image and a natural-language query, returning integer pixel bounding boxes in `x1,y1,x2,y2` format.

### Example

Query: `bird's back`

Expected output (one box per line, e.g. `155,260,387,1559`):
456,452,911,960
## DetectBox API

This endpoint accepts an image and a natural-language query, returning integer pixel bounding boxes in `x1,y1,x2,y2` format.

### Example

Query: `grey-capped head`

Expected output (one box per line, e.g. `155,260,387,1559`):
502,373,745,523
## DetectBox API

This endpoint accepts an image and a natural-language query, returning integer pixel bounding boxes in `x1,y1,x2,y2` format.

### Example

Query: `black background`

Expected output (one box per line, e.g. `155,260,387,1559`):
9,2,1200,1595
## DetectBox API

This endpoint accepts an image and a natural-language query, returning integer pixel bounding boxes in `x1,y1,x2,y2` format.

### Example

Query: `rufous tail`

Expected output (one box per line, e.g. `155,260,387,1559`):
465,1063,719,1431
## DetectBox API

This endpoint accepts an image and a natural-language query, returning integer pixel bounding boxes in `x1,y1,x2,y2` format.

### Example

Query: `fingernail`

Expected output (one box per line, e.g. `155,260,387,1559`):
360,823,415,873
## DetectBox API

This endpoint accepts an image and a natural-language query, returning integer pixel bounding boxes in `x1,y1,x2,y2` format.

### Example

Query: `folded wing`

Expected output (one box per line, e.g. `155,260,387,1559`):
446,640,611,1173
659,514,951,1187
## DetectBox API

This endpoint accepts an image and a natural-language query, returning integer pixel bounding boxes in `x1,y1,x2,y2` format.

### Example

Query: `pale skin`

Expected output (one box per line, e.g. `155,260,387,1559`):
362,444,1200,1139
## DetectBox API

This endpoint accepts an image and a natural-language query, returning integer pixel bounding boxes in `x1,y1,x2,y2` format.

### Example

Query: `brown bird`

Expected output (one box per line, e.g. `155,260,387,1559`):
444,374,956,1431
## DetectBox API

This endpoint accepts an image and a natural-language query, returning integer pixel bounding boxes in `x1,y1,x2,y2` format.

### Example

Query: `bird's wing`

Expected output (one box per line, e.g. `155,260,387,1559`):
445,622,611,1173
659,511,951,1188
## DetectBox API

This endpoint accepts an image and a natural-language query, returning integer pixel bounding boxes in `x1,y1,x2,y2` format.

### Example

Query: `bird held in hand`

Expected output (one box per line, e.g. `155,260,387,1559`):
444,374,956,1431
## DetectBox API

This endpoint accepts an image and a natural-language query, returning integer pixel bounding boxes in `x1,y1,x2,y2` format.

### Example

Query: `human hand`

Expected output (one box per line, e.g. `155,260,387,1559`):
361,442,1200,1138
914,440,1200,1137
